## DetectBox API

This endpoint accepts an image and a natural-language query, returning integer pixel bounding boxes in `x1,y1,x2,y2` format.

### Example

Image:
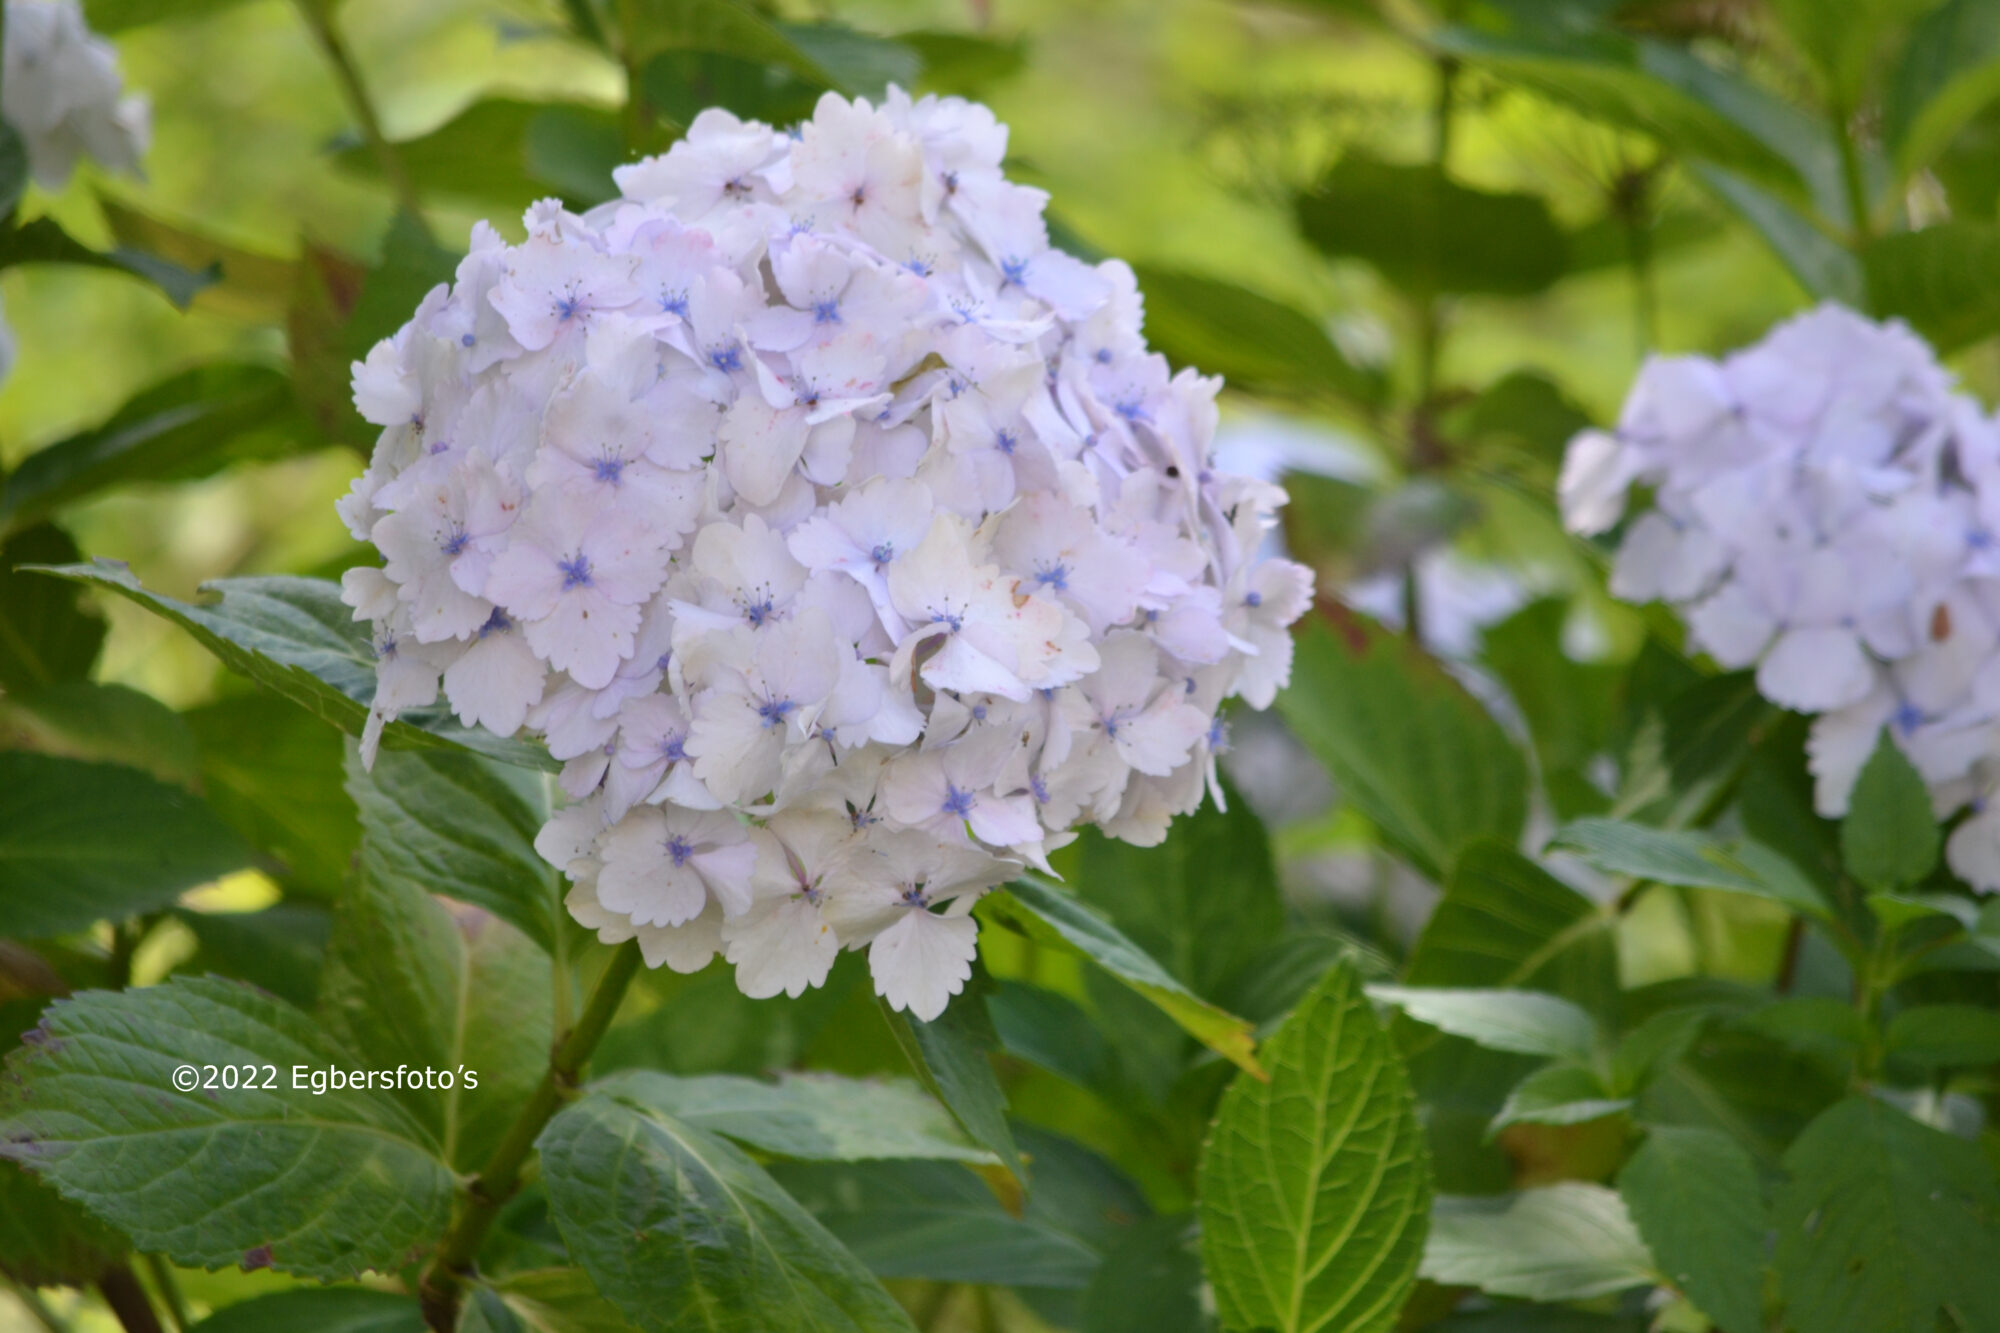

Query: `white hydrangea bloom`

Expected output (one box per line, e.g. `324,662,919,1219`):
1,0,150,189
1562,304,2000,891
341,90,1313,1017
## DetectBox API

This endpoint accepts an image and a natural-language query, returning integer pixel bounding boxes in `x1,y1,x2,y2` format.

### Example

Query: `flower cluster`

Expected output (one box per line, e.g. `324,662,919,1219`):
340,90,1312,1017
1562,303,2000,889
2,0,150,189
1,0,151,385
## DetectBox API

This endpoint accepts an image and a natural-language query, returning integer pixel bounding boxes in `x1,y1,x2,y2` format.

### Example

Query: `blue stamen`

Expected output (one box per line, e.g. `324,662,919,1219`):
942,785,976,817
995,429,1018,455
660,289,690,317
930,610,965,632
1893,702,1924,734
757,698,799,728
1244,590,1263,608
442,529,469,556
744,598,775,627
593,456,625,485
812,299,842,324
661,734,688,763
899,884,930,908
558,555,593,589
869,542,895,567
1030,775,1050,803
1035,564,1069,592
461,332,476,347
709,344,743,373
555,294,583,322
665,834,694,866
999,256,1027,286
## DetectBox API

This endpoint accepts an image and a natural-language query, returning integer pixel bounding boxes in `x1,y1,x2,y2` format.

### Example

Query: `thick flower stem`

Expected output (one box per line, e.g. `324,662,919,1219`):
417,939,643,1332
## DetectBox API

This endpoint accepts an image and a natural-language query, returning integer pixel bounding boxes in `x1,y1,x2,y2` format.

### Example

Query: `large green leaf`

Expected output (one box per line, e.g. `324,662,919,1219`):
784,1125,1142,1301
1883,1003,2000,1069
1840,730,1941,890
1197,960,1431,1333
1073,780,1284,1000
877,972,1022,1180
1618,1127,1767,1333
1773,1096,2000,1333
344,743,561,952
0,216,217,309
1405,843,1616,1001
184,693,359,896
184,1289,426,1333
0,752,253,939
1693,165,1866,305
1126,265,1380,408
1420,1184,1655,1302
1277,610,1528,881
589,1069,997,1165
0,1157,129,1287
1080,1214,1210,1333
1884,0,2000,177
1864,221,2000,353
0,679,200,783
1433,28,1806,192
536,1089,918,1333
983,878,1259,1074
0,364,305,534
317,869,552,1172
486,1268,645,1333
1295,153,1568,297
1551,817,1832,919
1367,986,1599,1062
333,100,623,211
173,901,332,1010
1489,1062,1629,1131
26,561,554,769
0,523,106,693
0,976,453,1278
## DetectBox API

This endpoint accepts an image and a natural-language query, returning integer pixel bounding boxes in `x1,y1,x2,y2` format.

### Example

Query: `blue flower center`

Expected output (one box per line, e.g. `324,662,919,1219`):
757,698,799,728
665,835,694,866
442,528,469,556
870,542,895,567
1893,702,1924,734
593,456,625,485
1035,563,1069,592
995,429,1018,455
999,256,1027,286
477,608,512,638
709,344,742,373
930,609,965,632
812,299,842,324
744,598,776,627
559,555,594,589
900,885,931,909
660,289,689,317
554,294,583,322
942,784,976,818
1244,590,1263,608
661,734,688,763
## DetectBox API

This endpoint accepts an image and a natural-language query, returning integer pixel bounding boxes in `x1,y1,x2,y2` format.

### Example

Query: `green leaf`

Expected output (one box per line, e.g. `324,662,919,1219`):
776,23,921,97
174,902,333,1010
1773,1096,2000,1333
26,562,555,769
184,693,359,895
0,216,217,309
1864,221,2000,353
0,363,304,534
344,743,561,952
1884,1003,2000,1068
0,523,105,692
1197,960,1431,1333
98,199,298,324
0,1157,129,1287
1840,729,1942,889
1551,817,1832,919
1407,842,1617,1002
487,1269,645,1333
983,878,1259,1075
335,101,623,211
523,107,627,206
878,973,1022,1180
184,1289,426,1333
1452,378,1594,480
1618,1127,1767,1333
1368,985,1599,1061
1884,0,2000,176
1277,610,1528,881
1432,28,1807,192
1479,600,1622,813
0,679,200,784
0,752,253,939
1693,165,1866,305
1073,779,1284,1000
771,1158,1101,1288
1733,996,1866,1065
1124,265,1380,408
317,868,552,1172
1295,153,1568,296
537,1089,918,1333
1080,1214,1209,1333
642,50,824,128
0,976,453,1278
589,1069,998,1165
1491,1063,1630,1131
1420,1184,1655,1302
1769,0,1936,108
79,0,260,31
904,31,1026,95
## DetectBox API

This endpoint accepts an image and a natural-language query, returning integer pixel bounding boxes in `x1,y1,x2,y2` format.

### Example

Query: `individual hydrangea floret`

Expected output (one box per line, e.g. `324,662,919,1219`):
1,0,151,190
1561,303,2000,890
339,90,1313,1019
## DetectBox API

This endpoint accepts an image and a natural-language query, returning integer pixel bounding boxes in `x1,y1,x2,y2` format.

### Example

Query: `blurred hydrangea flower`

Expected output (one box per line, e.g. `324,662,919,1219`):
1562,304,2000,890
1,0,151,189
341,90,1313,1018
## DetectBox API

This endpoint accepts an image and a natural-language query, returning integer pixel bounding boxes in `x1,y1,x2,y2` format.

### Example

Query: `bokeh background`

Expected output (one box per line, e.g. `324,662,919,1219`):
8,0,2000,1326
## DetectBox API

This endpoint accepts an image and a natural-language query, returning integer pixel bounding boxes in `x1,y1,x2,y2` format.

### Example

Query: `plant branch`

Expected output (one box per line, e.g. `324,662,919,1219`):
291,0,427,229
418,939,643,1332
140,1256,188,1333
96,1266,162,1333
1833,103,1873,250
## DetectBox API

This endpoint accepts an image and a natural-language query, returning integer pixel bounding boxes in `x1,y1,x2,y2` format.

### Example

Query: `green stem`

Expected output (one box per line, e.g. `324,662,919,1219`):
292,0,427,229
1625,206,1657,355
418,939,643,1332
141,1257,188,1333
1833,103,1874,249
97,1266,162,1333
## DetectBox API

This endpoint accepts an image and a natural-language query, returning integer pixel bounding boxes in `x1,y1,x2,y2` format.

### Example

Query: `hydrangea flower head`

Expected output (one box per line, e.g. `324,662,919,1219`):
2,0,150,190
341,90,1313,1018
1561,304,2000,890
